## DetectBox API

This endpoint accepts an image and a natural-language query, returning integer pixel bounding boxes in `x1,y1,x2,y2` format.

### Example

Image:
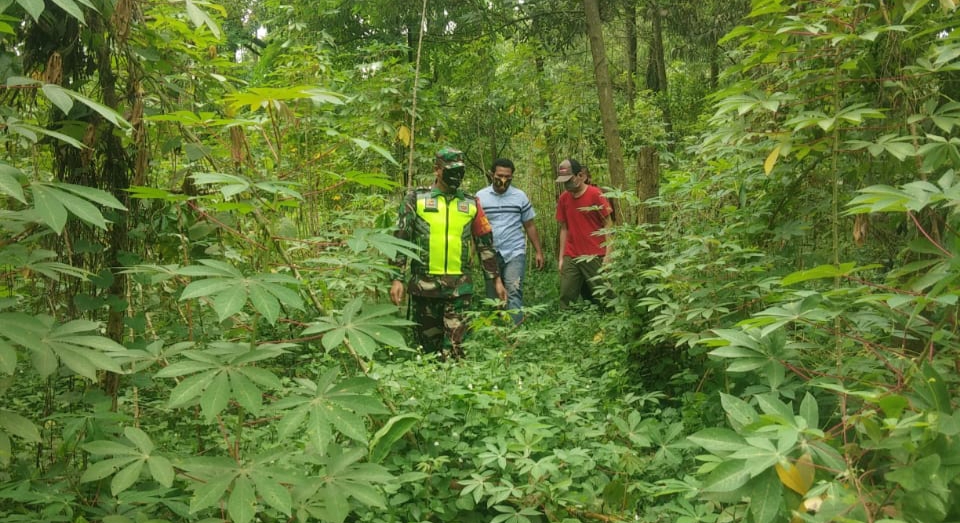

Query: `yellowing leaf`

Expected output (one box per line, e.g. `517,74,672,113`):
397,125,411,147
776,453,815,495
764,145,781,175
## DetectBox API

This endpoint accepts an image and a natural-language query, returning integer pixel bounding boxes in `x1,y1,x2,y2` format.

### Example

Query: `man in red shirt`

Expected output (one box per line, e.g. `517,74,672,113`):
554,159,613,308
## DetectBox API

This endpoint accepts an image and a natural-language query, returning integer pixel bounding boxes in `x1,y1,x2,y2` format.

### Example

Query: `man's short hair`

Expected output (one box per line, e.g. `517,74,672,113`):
491,158,515,173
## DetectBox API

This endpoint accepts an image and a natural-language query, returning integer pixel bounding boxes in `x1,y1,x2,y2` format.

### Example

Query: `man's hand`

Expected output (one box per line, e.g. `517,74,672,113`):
390,280,405,306
494,277,507,303
534,250,545,270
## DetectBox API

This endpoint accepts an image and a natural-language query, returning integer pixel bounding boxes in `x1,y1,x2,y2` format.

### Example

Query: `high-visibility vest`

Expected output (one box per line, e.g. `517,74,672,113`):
414,193,477,275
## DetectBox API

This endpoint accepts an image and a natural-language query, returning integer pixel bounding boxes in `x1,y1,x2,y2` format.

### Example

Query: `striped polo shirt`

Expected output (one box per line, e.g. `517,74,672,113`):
477,185,536,263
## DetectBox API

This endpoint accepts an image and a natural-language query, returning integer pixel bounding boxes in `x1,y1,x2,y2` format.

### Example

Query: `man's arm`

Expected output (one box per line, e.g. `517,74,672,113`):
389,191,416,305
473,200,507,302
557,221,568,272
522,219,545,270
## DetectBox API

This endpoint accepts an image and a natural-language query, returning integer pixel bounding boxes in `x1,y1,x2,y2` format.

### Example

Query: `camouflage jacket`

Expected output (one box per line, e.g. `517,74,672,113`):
391,187,499,298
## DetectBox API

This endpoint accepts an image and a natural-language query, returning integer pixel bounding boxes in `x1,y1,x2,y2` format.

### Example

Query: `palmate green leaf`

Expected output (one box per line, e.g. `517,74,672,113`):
225,86,314,112
16,0,44,21
0,313,125,380
305,299,409,356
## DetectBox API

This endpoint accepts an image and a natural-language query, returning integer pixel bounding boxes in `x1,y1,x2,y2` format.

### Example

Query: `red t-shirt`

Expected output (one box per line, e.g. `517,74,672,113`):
555,184,612,257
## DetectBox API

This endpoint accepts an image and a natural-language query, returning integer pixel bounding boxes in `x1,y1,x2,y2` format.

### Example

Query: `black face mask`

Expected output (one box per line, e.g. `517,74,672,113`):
442,167,465,190
492,176,512,192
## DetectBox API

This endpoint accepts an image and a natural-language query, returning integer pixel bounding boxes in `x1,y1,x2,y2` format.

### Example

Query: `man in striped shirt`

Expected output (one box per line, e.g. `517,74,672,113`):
477,158,546,325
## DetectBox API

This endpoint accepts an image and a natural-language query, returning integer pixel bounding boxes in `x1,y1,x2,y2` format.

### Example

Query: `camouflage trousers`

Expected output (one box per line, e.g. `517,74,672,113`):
411,294,472,359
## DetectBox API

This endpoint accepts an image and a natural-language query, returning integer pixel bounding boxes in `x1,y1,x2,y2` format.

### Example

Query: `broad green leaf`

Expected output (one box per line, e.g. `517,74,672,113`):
80,456,138,483
200,371,230,420
229,370,263,414
47,186,109,229
248,283,280,324
57,183,126,209
756,394,795,424
0,164,26,204
190,473,235,514
702,458,751,493
31,184,69,233
111,459,144,495
228,475,256,523
0,339,15,374
0,410,41,442
124,426,153,453
179,278,236,301
799,393,819,429
917,362,953,413
0,433,9,466
688,428,748,454
749,469,783,523
252,472,292,516
328,404,368,443
66,90,132,130
781,263,857,285
154,359,217,378
84,440,139,456
148,455,175,487
721,393,758,431
168,370,216,407
369,414,419,464
49,0,83,22
212,284,248,322
17,0,44,21
41,84,74,115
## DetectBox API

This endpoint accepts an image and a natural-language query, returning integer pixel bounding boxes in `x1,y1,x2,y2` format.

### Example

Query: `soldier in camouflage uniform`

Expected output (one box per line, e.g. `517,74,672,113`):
390,147,507,359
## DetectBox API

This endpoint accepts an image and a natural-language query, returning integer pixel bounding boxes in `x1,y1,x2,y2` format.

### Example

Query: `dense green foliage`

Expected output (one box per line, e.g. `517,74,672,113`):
1,0,960,522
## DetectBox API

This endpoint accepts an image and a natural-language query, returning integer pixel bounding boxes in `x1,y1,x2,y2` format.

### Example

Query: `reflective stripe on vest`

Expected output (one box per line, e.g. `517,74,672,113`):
416,195,476,275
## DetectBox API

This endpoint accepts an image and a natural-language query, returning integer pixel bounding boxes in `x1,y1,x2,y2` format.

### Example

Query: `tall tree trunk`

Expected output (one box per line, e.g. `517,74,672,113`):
646,2,673,138
637,146,660,225
625,3,638,109
583,0,627,223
